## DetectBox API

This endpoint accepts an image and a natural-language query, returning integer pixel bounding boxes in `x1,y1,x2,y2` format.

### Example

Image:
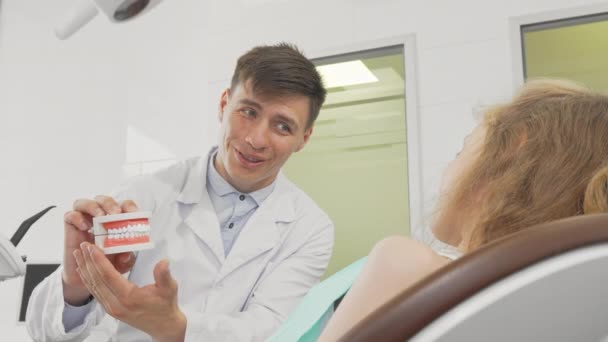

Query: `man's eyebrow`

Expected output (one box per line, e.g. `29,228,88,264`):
238,98,263,109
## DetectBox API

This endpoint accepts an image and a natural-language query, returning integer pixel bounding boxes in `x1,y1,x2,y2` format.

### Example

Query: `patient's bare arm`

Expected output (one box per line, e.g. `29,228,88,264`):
318,236,449,342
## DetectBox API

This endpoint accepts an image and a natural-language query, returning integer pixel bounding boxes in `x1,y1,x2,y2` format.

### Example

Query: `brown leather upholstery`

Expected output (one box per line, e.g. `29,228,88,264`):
338,214,608,342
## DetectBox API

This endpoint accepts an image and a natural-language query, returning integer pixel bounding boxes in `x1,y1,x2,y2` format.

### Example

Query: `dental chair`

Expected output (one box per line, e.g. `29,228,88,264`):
339,214,608,342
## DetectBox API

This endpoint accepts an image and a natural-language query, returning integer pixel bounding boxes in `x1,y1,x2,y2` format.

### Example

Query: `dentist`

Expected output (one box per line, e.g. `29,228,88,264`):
26,43,333,342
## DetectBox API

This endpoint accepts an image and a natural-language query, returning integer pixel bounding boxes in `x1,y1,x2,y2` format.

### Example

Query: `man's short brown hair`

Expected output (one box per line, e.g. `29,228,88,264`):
230,43,326,129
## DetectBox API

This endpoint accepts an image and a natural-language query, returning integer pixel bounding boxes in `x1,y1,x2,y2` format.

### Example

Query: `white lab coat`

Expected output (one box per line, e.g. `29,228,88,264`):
26,150,334,341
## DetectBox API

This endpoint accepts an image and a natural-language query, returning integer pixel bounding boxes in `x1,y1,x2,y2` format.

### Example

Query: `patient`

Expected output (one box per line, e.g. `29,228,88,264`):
270,79,608,341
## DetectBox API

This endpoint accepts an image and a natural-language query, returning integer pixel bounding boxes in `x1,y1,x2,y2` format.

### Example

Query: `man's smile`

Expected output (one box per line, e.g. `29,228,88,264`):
235,147,266,168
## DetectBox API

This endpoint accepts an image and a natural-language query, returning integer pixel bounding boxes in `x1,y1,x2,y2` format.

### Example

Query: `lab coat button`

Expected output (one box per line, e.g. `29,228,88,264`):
239,194,245,201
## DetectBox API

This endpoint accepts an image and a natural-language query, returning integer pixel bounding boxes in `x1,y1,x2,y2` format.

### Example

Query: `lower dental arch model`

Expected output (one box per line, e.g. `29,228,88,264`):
91,212,155,254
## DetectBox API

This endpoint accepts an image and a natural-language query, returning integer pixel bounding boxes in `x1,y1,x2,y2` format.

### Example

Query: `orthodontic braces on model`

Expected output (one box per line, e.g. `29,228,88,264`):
91,212,155,254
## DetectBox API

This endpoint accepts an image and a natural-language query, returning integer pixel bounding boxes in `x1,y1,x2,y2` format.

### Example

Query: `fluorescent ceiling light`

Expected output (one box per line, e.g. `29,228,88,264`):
316,60,379,88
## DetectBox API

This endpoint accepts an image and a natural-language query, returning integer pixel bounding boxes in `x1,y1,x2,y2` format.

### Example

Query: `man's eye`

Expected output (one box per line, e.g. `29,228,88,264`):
277,123,292,133
241,108,256,117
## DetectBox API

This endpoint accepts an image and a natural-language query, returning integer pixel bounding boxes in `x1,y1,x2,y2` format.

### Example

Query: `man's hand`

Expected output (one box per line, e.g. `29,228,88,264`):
75,242,186,342
62,196,138,305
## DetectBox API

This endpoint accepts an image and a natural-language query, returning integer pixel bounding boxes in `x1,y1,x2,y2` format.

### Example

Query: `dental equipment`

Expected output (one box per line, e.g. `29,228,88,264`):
55,0,166,40
0,206,56,282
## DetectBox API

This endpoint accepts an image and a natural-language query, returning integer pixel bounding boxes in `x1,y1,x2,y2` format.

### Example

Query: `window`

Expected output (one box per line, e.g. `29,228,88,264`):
511,4,608,89
282,40,421,277
522,12,608,90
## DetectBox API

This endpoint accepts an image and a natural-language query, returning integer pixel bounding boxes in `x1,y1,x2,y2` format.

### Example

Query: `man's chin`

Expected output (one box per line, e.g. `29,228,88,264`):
231,171,277,191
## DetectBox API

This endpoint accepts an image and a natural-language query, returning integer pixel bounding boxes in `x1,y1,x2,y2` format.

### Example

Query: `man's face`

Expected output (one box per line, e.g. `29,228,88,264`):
215,80,313,193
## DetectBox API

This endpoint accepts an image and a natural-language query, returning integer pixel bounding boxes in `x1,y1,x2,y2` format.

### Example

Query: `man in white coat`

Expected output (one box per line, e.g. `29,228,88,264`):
26,43,334,342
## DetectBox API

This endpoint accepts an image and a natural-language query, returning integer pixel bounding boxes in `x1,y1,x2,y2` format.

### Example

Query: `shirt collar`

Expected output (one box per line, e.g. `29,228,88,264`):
177,147,295,223
207,149,276,206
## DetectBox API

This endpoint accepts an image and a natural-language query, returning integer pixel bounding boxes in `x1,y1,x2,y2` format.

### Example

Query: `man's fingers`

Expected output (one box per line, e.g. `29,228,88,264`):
85,243,133,299
94,195,121,215
73,199,106,218
80,244,118,300
73,196,131,217
73,249,94,293
64,210,91,231
153,260,176,291
114,252,136,274
77,245,124,316
120,200,139,213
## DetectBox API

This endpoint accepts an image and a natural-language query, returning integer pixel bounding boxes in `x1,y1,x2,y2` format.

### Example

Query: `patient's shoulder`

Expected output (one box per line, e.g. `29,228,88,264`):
316,236,448,341
367,236,450,278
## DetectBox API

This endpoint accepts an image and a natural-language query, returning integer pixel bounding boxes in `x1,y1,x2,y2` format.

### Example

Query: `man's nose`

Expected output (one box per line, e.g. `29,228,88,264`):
245,122,269,150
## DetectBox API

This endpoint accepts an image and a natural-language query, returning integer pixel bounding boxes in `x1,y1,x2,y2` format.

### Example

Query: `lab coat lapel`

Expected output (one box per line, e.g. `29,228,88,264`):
176,151,225,263
217,175,295,280
183,200,225,263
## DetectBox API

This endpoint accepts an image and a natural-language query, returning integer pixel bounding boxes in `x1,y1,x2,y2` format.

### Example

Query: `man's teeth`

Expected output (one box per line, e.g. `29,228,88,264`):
242,153,261,162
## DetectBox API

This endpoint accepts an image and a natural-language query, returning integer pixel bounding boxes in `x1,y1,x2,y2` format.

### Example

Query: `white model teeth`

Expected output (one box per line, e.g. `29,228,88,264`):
108,224,151,236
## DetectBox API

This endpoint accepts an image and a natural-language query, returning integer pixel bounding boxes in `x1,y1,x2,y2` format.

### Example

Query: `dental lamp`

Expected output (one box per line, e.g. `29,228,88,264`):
0,206,56,282
55,0,165,40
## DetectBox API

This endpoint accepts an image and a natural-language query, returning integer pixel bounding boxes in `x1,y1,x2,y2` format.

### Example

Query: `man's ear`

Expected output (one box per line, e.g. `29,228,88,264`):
296,126,313,152
218,88,231,122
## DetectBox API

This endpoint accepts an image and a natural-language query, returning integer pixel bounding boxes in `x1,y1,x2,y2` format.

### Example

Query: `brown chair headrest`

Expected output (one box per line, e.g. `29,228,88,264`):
339,214,608,342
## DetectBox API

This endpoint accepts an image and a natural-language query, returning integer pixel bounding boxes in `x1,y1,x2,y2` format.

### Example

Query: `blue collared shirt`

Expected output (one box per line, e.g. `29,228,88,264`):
206,151,276,256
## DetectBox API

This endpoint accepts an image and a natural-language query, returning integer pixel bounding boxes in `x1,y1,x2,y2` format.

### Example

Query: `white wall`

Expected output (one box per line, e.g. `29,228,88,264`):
0,0,604,339
0,0,211,339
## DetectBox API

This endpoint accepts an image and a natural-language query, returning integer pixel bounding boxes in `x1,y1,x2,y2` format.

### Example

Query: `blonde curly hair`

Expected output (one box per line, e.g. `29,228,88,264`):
435,79,608,251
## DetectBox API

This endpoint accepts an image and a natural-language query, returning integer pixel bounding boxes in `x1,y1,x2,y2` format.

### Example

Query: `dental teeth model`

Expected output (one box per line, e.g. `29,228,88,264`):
91,212,154,254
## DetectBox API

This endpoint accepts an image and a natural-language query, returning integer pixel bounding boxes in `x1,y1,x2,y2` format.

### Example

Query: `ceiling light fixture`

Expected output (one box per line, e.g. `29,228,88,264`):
316,60,379,89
